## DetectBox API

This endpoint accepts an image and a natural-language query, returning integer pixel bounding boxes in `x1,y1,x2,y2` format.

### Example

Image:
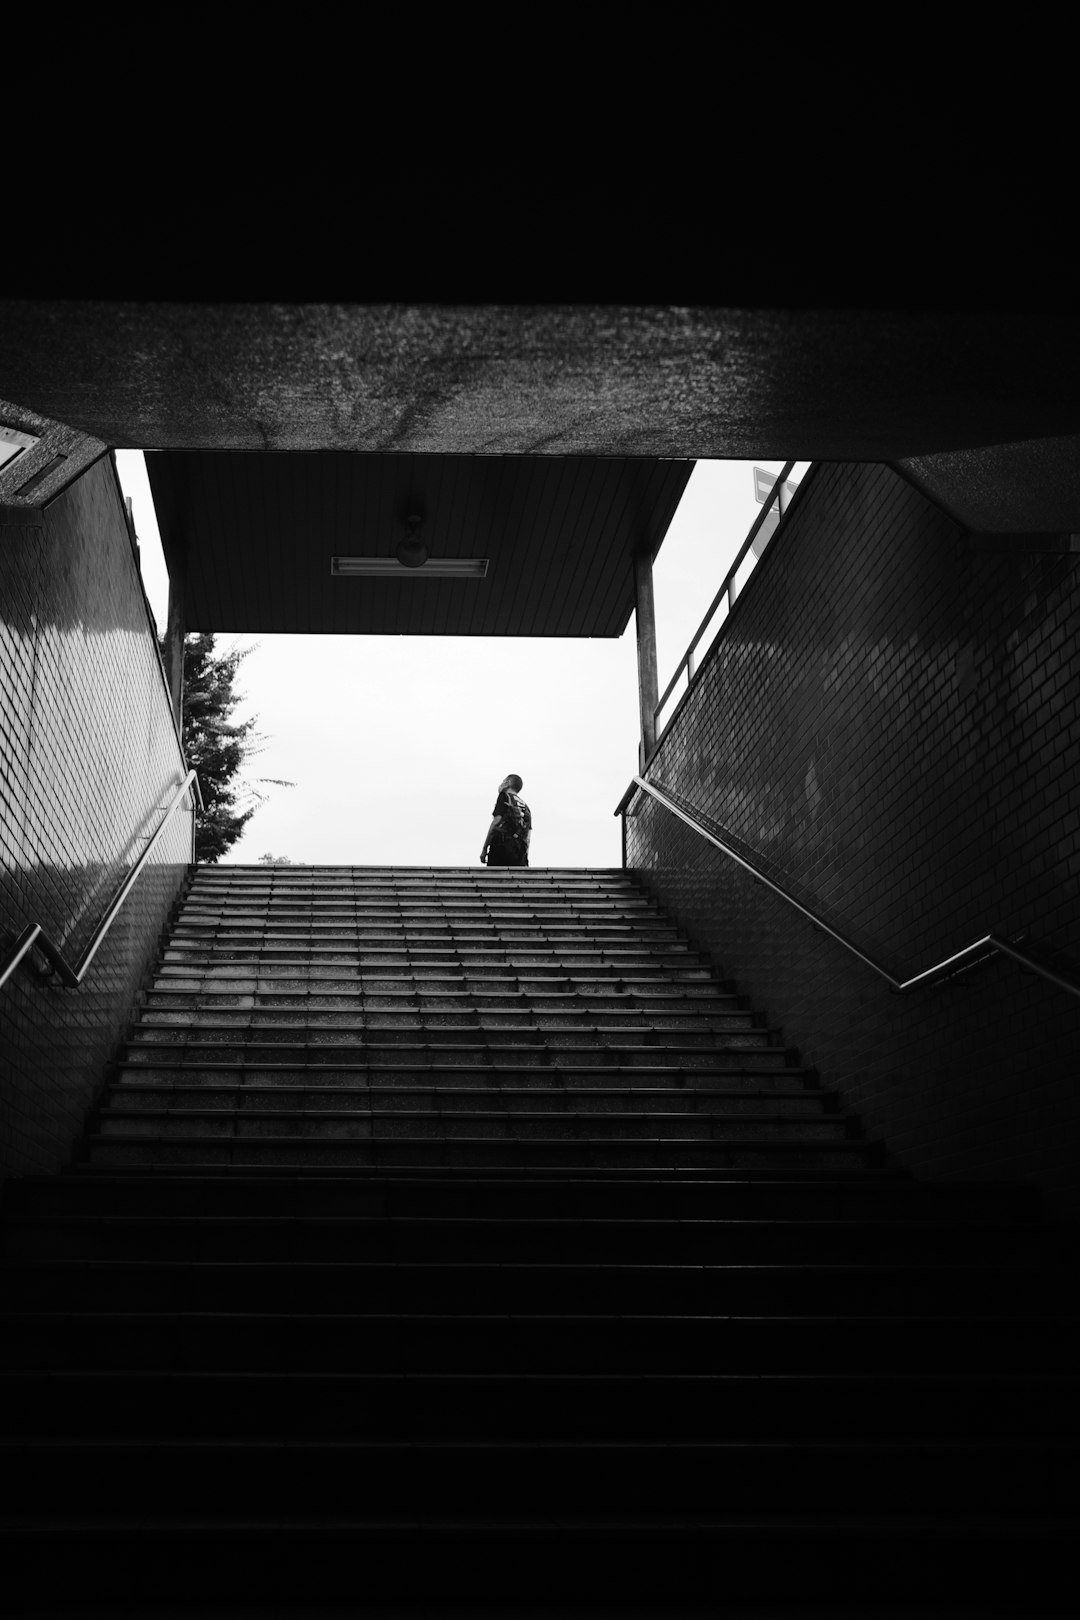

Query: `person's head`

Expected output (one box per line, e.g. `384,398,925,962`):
500,774,523,794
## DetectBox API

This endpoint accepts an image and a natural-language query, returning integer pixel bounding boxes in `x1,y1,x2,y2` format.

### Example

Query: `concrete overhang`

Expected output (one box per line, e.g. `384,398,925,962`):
896,435,1080,533
4,304,1080,463
147,450,693,637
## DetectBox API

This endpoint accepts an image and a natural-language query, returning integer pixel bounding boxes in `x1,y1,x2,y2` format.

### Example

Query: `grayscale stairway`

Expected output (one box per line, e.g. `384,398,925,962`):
1,864,1077,1614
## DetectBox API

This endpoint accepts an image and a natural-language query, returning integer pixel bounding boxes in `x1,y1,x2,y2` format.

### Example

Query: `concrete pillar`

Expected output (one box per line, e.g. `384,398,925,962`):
634,548,659,772
163,571,185,734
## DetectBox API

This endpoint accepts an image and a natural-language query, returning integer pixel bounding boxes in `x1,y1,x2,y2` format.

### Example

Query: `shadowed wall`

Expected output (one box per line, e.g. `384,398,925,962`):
1,457,192,1179
625,463,1080,1215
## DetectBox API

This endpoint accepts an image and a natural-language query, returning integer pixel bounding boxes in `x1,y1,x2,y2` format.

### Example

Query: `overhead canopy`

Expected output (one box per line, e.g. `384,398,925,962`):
147,452,693,637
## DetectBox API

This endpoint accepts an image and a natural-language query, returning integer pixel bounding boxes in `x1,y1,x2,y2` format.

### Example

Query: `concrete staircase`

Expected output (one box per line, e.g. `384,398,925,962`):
2,865,1077,1613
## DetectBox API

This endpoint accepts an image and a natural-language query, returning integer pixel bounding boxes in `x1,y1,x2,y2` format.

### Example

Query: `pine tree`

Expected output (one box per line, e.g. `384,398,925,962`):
171,633,290,864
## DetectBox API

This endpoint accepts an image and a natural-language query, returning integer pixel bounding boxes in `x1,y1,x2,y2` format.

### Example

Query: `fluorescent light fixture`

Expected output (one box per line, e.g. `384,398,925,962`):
331,556,489,578
0,424,40,474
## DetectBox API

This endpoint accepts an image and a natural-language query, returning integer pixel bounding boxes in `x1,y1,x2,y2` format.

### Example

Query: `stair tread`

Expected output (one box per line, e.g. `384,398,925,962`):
97,1107,832,1120
85,1133,872,1148
3,1368,1070,1382
5,1438,1077,1458
7,1309,1073,1323
104,1085,817,1097
132,1028,769,1041
127,1033,778,1043
111,1063,808,1075
138,1011,755,1021
2,1244,1049,1270
70,1162,912,1178
3,1211,1049,1234
4,1509,1074,1526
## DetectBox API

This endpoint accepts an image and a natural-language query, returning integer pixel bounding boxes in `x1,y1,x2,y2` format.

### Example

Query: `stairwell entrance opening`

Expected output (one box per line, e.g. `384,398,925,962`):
116,453,802,869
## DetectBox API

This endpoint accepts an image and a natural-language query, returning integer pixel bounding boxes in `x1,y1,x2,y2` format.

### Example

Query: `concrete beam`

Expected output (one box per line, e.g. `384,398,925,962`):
898,435,1080,531
3,304,1080,462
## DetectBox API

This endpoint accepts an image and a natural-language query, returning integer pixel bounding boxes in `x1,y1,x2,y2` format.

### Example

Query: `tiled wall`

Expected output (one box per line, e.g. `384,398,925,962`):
1,455,192,1179
626,462,1080,1216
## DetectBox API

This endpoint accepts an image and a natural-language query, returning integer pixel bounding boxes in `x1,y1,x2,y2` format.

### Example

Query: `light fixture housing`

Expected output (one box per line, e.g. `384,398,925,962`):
396,513,428,567
0,424,40,474
331,556,489,578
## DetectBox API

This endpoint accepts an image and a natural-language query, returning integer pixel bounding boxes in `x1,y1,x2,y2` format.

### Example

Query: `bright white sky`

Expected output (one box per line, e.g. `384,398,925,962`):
116,453,800,869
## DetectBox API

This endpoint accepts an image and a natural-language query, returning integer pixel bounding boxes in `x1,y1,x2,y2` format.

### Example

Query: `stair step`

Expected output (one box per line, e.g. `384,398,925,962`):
180,936,687,949
1,1514,1073,1608
2,1370,1075,1440
82,1136,883,1170
177,920,670,934
101,1084,829,1115
127,1023,778,1047
4,1311,1074,1373
145,993,750,1015
8,1172,1040,1221
95,1108,850,1141
161,954,701,965
171,939,699,952
153,971,726,990
4,1212,1062,1264
0,1258,1063,1313
110,1061,814,1086
3,1437,1076,1515
66,1161,922,1186
121,1042,793,1069
174,931,670,940
138,1007,759,1029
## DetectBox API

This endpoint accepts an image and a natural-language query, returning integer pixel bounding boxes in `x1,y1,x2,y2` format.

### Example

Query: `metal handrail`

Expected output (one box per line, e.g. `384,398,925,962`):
0,770,201,993
618,774,1080,1001
654,459,801,731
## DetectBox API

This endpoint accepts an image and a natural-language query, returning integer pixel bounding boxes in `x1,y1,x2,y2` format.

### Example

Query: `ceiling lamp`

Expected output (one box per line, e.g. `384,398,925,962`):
331,512,489,578
332,556,489,578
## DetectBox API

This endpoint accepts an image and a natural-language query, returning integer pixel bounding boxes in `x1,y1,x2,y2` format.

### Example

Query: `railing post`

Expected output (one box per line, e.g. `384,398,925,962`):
634,547,659,771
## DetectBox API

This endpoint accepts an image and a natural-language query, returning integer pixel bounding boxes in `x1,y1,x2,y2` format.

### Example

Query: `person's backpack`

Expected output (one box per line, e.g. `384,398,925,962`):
497,790,530,855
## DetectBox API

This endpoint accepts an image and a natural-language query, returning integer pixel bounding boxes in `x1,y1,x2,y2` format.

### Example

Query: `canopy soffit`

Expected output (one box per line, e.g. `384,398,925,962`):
147,451,693,637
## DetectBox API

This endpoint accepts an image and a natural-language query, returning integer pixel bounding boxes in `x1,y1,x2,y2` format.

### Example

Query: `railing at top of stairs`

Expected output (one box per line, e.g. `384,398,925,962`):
617,775,1080,1001
0,770,201,993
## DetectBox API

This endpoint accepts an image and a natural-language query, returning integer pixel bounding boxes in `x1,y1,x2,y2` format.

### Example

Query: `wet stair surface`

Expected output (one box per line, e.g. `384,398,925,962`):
2,864,1078,1613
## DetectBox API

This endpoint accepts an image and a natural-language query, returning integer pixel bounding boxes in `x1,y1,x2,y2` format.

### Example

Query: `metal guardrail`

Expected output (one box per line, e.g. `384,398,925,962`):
0,770,201,993
654,459,802,739
618,774,1080,1001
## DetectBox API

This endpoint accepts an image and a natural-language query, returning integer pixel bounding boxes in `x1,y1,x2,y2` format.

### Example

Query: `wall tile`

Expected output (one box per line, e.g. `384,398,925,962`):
1,457,191,1179
627,463,1080,1216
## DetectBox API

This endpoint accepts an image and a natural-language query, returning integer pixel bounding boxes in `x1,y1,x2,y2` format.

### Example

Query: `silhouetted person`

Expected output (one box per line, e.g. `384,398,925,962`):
480,775,532,867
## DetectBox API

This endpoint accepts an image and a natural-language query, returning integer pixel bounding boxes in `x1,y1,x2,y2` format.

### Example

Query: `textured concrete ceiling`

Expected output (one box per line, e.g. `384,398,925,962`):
897,436,1080,532
3,303,1080,465
3,38,1076,506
